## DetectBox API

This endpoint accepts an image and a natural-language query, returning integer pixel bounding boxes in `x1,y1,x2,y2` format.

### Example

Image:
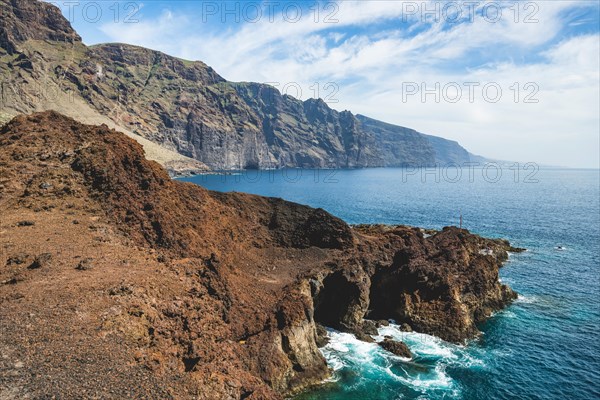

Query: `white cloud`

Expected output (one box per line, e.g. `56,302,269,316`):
95,1,599,168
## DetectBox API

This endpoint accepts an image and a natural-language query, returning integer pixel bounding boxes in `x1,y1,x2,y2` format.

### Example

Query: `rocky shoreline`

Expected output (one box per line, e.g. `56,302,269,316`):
0,112,520,399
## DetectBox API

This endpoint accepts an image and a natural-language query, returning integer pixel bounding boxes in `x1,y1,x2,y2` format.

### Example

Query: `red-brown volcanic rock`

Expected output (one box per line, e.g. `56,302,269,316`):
0,112,517,399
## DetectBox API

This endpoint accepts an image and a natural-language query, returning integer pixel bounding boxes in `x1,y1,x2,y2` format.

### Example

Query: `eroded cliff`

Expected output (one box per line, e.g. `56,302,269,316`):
1,0,483,172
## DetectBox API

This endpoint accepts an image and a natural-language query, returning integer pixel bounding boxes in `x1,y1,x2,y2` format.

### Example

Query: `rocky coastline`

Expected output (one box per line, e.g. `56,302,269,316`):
0,112,520,399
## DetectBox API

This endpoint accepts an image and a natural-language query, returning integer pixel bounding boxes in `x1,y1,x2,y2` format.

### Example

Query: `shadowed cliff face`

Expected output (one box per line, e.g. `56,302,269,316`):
0,0,482,172
0,112,516,399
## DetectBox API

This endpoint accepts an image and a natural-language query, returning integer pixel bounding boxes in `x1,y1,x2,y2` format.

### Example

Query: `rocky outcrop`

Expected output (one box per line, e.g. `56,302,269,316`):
379,339,412,359
308,224,519,343
0,112,517,399
1,0,484,172
359,225,518,342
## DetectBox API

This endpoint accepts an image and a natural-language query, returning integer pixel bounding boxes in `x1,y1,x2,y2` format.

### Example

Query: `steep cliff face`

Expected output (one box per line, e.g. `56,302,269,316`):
0,0,81,55
0,112,516,398
84,44,275,170
231,82,382,168
0,0,483,171
355,114,438,166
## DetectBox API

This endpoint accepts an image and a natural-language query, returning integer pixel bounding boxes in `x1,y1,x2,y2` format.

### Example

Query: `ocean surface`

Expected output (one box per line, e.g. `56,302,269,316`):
180,167,600,400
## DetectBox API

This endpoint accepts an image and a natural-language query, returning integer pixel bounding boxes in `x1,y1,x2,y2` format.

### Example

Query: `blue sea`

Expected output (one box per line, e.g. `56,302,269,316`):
180,167,600,400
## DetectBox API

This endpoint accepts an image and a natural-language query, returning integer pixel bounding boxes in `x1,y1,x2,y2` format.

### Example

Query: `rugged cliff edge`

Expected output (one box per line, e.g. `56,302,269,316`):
1,0,484,172
0,112,517,399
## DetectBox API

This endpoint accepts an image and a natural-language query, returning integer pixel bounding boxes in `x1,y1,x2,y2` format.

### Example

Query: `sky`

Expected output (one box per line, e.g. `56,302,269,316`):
47,1,600,168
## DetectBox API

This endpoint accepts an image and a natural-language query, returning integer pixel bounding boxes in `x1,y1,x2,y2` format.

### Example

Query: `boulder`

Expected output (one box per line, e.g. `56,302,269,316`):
379,339,412,359
355,332,375,343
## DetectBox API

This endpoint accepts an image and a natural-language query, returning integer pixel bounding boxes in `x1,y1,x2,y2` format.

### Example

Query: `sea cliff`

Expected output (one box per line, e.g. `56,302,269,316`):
1,0,484,173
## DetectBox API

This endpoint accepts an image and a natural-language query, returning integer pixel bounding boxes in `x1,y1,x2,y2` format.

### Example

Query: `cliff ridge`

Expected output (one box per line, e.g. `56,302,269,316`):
1,0,484,172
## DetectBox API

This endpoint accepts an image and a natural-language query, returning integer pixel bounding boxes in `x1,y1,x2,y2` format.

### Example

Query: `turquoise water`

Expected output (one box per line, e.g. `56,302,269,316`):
180,168,600,399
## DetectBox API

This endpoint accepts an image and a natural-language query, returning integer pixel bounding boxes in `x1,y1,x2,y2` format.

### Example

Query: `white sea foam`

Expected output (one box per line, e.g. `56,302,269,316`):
516,294,538,304
377,325,455,359
318,325,478,397
501,277,514,285
326,332,353,353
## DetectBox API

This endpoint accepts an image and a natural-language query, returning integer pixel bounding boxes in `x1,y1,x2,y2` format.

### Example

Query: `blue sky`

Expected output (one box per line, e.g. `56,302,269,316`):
48,1,600,168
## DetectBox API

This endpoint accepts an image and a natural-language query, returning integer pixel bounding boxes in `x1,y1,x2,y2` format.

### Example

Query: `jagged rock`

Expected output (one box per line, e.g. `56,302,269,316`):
156,254,170,264
108,284,133,296
355,332,376,343
28,253,52,269
75,258,93,271
361,320,379,335
362,225,518,342
6,253,28,265
0,0,81,55
379,339,412,359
